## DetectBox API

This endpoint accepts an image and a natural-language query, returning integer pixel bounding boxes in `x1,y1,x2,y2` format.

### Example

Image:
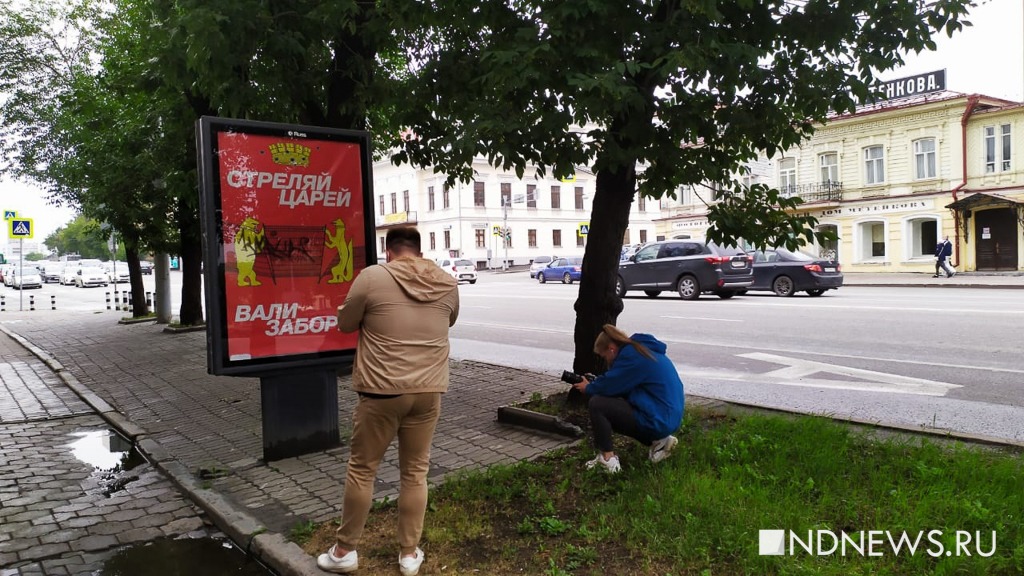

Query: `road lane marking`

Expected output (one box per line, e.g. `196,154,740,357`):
662,315,742,322
736,352,960,396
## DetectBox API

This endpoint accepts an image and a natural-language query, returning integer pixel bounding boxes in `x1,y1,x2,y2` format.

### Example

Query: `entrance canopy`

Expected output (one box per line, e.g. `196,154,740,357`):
945,192,1024,242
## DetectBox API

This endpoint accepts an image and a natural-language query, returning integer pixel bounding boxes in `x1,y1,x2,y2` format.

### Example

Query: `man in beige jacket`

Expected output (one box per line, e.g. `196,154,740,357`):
318,226,459,576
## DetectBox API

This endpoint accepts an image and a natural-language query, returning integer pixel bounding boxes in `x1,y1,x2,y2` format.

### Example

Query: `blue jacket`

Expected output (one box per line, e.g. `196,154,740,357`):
585,333,685,439
935,240,952,260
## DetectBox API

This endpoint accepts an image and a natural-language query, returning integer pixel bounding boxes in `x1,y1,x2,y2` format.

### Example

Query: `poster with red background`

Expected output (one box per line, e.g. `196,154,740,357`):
215,131,366,362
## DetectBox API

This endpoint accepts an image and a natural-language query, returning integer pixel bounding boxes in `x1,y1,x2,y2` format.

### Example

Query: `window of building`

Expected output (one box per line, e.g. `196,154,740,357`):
857,221,886,261
575,187,584,210
913,138,936,179
527,184,537,208
553,229,562,247
639,230,648,244
444,230,451,249
551,185,561,209
637,194,646,212
819,152,838,183
986,124,1013,173
443,185,450,209
864,146,885,185
475,229,486,248
428,186,435,211
402,190,410,212
576,231,584,247
504,230,513,248
779,158,797,195
528,229,537,247
378,195,384,216
380,237,386,254
429,232,436,251
474,182,485,207
390,192,397,214
906,217,938,259
622,229,630,244
501,183,512,207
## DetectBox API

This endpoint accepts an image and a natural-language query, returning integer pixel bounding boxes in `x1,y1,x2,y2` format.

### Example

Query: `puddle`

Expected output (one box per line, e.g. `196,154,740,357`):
67,429,148,496
67,429,145,471
99,537,274,575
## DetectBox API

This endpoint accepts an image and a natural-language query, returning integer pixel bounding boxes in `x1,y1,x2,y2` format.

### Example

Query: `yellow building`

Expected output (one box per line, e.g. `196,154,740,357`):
657,85,1024,273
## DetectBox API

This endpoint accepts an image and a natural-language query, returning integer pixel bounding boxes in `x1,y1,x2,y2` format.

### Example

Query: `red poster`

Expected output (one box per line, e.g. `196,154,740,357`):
215,132,365,362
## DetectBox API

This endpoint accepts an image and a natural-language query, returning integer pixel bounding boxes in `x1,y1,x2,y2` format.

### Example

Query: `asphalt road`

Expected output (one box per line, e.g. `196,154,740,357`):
448,272,1024,444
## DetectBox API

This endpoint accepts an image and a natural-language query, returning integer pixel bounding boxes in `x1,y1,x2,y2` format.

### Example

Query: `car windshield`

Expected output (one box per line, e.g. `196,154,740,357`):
81,267,105,275
709,243,746,256
567,257,583,265
454,259,473,267
779,249,816,262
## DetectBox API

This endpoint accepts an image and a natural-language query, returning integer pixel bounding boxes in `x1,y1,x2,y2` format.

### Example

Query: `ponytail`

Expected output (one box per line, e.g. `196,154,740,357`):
593,324,654,361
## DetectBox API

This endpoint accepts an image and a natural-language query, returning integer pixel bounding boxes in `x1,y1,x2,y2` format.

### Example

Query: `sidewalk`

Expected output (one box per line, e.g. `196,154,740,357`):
1,271,1022,575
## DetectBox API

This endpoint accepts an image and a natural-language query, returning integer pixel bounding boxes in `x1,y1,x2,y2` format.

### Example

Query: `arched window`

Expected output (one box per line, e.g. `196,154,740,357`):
904,216,940,259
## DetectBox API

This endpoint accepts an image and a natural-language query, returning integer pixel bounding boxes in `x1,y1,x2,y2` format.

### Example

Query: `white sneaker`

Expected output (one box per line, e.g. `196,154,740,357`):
649,435,678,463
399,548,425,576
585,453,621,473
317,546,358,573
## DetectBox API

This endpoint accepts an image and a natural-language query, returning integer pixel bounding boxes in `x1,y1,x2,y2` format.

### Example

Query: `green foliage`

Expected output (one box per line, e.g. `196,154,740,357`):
288,520,317,545
45,215,110,259
23,252,48,261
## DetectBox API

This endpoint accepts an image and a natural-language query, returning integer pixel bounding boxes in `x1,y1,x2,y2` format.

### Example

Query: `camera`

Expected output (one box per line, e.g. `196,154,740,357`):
560,370,595,385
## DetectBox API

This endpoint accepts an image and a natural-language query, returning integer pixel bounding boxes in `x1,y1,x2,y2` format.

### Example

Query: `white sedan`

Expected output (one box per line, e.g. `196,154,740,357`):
11,270,43,290
74,266,109,288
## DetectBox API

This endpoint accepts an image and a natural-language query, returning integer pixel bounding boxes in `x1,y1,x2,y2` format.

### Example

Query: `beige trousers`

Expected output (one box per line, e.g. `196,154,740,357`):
335,392,441,555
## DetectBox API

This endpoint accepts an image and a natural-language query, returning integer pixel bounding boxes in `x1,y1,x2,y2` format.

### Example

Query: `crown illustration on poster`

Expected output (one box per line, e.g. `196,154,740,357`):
268,142,311,167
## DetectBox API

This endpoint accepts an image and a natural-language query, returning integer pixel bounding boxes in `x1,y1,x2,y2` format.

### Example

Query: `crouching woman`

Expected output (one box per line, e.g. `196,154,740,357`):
571,324,684,473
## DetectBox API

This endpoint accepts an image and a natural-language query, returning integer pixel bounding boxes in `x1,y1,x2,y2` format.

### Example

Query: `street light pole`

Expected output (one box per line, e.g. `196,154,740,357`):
502,198,509,270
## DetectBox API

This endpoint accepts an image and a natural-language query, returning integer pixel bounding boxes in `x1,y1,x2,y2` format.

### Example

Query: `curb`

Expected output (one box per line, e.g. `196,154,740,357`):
0,324,321,576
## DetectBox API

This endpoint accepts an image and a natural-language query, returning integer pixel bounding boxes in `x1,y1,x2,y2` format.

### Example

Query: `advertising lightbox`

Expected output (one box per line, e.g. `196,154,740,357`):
197,117,375,376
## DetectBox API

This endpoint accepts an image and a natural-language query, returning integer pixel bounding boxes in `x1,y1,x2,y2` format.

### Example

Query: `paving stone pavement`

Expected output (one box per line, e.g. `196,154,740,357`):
0,325,220,575
0,310,575,575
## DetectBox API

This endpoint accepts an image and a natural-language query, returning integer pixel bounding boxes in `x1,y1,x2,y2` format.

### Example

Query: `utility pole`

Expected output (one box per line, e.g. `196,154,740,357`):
502,198,509,270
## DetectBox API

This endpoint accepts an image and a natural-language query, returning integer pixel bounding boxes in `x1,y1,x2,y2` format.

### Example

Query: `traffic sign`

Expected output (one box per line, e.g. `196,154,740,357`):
8,218,33,239
578,222,590,236
3,210,16,221
493,225,502,236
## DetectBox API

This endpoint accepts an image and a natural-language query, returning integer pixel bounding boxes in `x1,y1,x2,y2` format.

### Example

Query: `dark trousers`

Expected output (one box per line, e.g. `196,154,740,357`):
588,395,656,452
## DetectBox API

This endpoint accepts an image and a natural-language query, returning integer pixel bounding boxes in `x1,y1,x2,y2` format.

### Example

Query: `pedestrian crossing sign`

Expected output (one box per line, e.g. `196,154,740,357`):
8,218,33,239
578,222,590,236
3,210,16,221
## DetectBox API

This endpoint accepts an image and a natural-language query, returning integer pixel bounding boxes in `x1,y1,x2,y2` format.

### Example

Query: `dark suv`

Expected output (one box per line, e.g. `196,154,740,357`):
616,240,753,300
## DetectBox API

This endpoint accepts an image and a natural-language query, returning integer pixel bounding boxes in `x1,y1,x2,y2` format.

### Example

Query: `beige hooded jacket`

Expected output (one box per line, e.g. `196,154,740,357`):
337,256,459,394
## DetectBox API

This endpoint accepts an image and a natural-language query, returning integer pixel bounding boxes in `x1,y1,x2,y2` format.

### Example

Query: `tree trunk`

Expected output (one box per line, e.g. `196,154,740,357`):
568,162,636,402
177,198,205,326
123,243,149,317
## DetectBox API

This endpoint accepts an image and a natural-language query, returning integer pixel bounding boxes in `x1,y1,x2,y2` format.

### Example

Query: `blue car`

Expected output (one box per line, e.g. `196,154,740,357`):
537,256,583,284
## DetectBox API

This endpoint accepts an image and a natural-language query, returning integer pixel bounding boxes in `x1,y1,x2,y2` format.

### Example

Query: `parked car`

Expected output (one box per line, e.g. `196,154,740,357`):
41,263,64,283
60,265,81,286
74,266,109,288
529,255,558,278
105,262,130,284
616,239,753,300
537,256,583,284
11,269,43,290
139,260,154,275
747,248,843,297
436,258,478,284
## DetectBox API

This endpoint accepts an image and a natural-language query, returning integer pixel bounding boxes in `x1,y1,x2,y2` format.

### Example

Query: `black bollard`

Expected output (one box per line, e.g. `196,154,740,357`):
51,294,56,311
1,294,5,312
128,291,134,313
105,291,111,310
145,291,152,307
29,294,35,311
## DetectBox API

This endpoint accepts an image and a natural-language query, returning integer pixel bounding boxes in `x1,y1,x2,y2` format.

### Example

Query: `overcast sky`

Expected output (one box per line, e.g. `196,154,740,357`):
2,0,1022,251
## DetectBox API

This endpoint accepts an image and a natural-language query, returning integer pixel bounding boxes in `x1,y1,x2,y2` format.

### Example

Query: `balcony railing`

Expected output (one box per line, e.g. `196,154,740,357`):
780,181,843,203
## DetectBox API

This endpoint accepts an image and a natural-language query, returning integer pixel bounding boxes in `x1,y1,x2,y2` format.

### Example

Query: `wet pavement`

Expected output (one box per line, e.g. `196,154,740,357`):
1,270,1022,575
0,324,267,575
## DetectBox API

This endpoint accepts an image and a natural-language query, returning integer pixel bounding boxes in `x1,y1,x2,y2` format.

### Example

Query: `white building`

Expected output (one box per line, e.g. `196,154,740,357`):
371,156,665,268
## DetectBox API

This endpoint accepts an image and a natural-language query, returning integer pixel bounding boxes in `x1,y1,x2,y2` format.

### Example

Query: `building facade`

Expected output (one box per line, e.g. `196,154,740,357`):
372,156,664,268
656,90,1024,273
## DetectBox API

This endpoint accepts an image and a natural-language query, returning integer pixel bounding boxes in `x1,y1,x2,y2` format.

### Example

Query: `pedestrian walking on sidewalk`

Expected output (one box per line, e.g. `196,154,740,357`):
317,226,459,576
571,324,685,474
934,235,955,278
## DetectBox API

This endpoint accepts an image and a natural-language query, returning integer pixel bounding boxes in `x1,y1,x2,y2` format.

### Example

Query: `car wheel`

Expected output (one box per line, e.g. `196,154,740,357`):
676,275,700,300
772,276,795,297
715,291,735,299
806,289,825,297
538,272,546,284
562,272,572,284
643,290,661,298
615,276,627,298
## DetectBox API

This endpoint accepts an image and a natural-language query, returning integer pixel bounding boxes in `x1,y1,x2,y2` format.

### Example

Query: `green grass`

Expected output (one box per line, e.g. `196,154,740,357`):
303,407,1024,575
